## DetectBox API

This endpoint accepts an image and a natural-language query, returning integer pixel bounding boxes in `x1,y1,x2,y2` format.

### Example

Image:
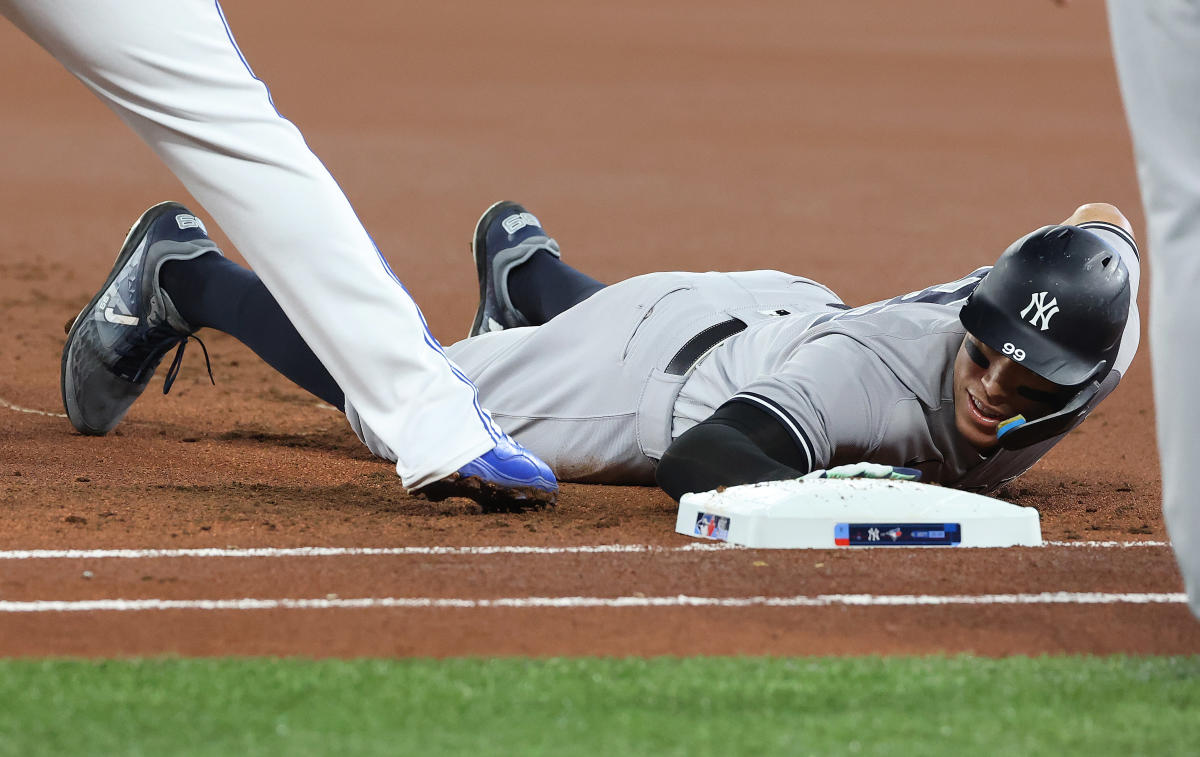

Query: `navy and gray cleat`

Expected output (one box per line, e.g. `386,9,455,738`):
468,200,561,338
419,432,559,511
61,201,219,435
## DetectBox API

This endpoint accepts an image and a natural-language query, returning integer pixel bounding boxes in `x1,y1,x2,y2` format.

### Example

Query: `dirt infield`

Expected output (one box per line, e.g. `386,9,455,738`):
2,1,1197,657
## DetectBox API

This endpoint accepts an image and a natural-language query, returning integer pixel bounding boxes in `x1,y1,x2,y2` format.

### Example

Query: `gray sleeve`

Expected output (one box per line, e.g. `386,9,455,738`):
731,335,901,471
1076,221,1141,376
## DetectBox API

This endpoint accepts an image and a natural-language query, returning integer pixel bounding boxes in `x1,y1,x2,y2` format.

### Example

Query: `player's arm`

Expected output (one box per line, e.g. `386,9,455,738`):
1064,202,1141,376
657,336,896,501
1061,202,1133,234
655,398,813,501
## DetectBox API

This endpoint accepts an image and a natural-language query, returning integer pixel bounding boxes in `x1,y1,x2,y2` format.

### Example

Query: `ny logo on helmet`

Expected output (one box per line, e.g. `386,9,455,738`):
1019,291,1059,331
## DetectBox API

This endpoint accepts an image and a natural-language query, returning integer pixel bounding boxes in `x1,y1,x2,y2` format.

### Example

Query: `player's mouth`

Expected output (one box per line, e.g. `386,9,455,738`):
967,392,1007,426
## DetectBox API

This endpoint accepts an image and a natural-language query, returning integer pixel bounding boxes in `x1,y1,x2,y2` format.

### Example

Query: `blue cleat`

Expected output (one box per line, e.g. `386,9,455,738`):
420,433,558,510
61,201,218,435
468,200,561,338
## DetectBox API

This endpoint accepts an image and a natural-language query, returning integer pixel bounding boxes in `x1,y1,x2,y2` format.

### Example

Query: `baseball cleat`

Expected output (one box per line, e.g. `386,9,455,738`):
61,201,219,435
419,432,559,511
468,200,561,338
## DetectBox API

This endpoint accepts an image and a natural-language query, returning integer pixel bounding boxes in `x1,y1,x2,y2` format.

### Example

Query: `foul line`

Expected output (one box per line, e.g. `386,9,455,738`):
0,591,1186,614
0,544,733,560
0,541,1169,561
0,398,331,420
0,397,66,419
1045,540,1170,548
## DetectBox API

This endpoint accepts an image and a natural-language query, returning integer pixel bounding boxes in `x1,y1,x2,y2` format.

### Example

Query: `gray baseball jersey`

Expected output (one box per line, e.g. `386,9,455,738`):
346,222,1139,492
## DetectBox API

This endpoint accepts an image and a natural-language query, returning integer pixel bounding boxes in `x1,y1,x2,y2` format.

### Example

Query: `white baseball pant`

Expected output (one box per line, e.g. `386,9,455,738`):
1,0,501,488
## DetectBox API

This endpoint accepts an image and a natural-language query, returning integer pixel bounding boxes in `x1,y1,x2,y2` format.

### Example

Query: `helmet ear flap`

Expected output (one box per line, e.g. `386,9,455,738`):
996,376,1104,450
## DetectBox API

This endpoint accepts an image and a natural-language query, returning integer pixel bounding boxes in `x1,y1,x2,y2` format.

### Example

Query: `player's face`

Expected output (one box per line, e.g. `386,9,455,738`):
952,334,1065,451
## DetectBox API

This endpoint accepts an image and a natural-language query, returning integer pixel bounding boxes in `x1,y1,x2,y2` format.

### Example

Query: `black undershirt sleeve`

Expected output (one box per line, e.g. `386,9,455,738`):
655,399,815,501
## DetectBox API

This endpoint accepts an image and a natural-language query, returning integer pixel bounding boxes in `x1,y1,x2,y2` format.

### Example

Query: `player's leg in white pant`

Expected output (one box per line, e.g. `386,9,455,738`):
1108,0,1200,619
1,0,500,488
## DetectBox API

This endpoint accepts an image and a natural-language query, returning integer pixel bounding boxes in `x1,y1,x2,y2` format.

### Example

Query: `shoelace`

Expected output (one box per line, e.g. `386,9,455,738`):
161,335,214,395
122,323,216,395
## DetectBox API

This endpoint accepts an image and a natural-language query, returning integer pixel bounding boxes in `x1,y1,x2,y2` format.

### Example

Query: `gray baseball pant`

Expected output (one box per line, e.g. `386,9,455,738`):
1109,0,1200,619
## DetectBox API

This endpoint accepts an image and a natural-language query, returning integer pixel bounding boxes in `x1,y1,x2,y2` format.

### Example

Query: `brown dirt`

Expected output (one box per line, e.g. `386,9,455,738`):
2,0,1195,657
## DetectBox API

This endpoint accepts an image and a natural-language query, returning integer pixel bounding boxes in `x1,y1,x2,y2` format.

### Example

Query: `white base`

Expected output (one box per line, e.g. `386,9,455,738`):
676,479,1041,548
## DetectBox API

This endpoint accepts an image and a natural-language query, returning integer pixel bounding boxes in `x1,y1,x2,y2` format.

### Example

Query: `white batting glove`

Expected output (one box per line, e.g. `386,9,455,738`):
801,462,922,481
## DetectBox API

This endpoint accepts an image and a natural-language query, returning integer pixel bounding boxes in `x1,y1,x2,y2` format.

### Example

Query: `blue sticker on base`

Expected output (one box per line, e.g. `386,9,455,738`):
835,523,961,546
694,512,731,541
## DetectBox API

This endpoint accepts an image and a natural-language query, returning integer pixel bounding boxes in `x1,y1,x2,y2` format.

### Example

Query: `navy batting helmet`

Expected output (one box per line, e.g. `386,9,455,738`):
958,224,1130,449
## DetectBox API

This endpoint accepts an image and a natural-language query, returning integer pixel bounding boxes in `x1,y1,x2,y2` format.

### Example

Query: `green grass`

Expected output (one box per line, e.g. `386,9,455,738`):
0,657,1197,756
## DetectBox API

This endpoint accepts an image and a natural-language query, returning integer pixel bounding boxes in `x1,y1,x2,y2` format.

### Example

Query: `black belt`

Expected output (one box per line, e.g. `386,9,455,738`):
664,317,747,375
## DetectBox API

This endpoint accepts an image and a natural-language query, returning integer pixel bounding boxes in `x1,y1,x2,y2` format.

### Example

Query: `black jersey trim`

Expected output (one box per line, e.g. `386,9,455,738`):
731,392,814,472
809,268,988,327
1077,221,1140,262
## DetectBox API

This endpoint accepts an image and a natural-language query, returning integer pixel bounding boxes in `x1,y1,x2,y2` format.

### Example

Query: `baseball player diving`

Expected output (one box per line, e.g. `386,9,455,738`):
62,199,1140,502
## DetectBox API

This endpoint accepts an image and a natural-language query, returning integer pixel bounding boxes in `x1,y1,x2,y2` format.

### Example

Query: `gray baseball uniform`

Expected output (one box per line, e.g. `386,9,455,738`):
347,222,1139,492
1108,0,1200,619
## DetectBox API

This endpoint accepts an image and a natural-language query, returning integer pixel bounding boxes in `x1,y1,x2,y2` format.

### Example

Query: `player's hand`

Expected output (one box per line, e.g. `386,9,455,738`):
801,463,922,481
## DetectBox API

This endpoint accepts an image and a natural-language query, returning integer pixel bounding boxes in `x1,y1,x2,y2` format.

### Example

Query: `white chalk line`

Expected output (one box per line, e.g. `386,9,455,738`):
1045,540,1169,548
0,397,331,419
0,396,67,419
0,544,726,560
0,540,1169,561
0,592,1186,614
